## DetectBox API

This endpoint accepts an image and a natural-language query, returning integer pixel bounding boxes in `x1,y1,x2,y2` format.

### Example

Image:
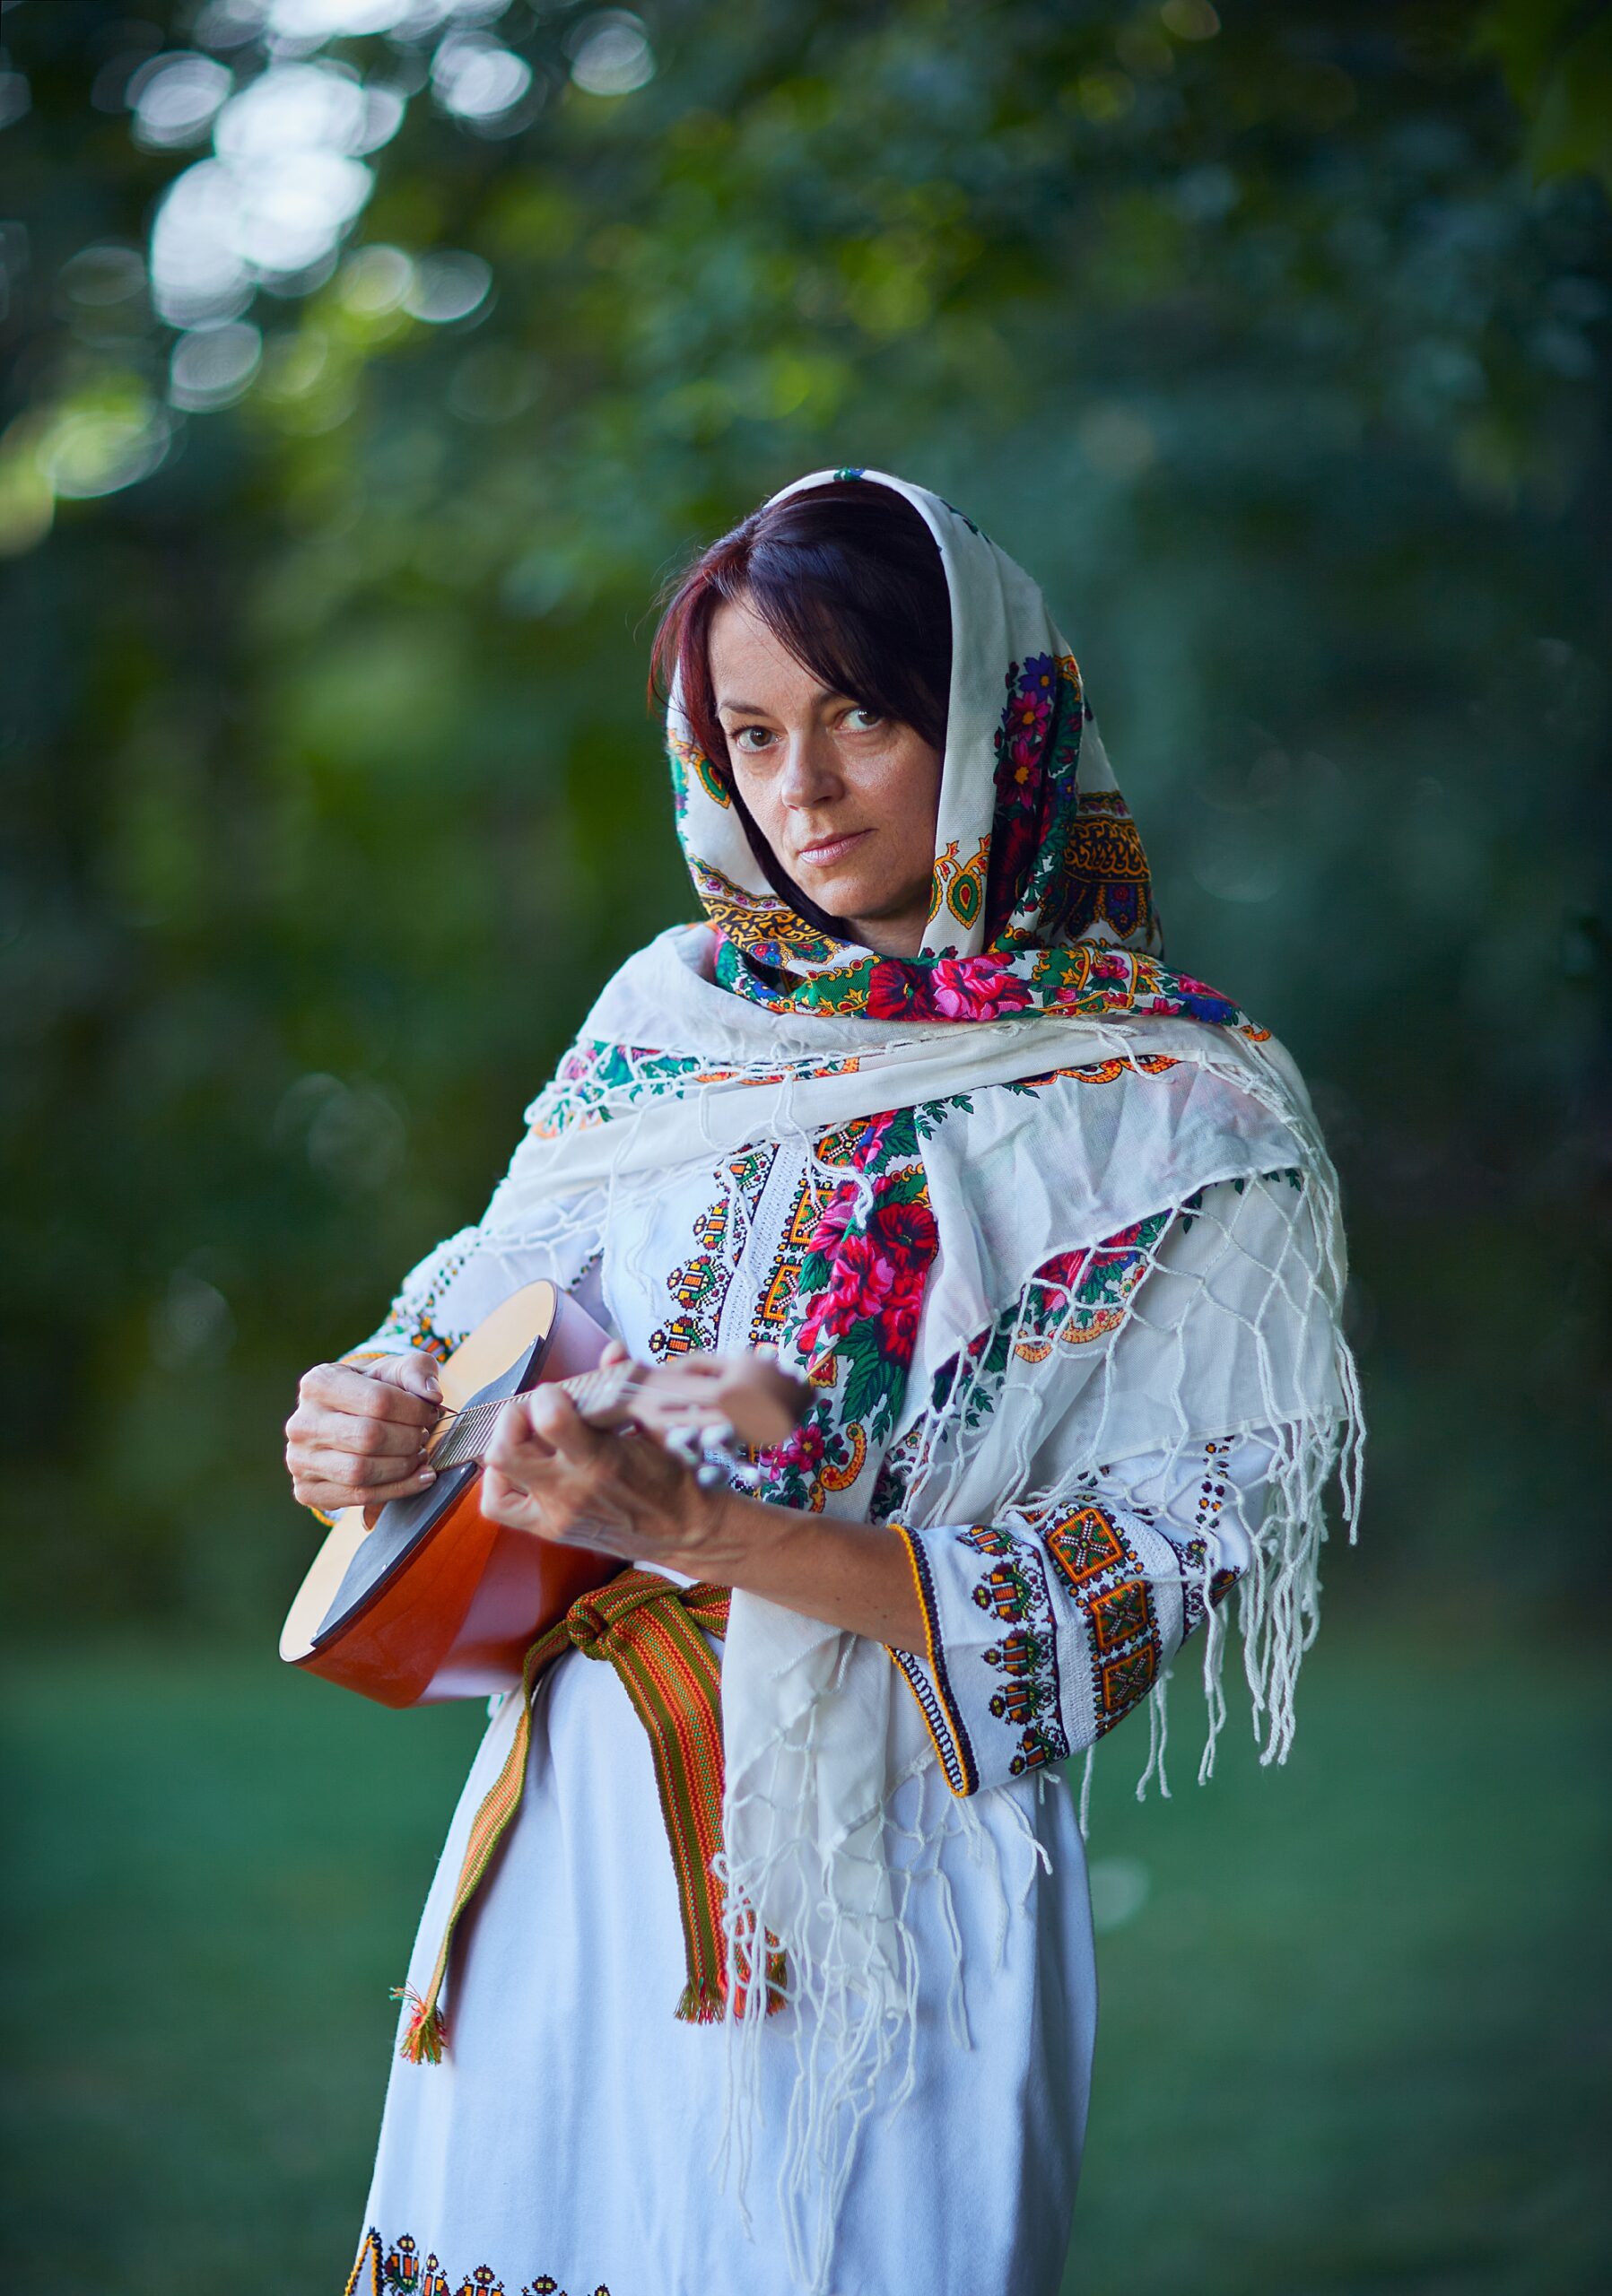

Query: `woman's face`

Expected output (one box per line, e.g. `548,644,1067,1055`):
708,597,943,961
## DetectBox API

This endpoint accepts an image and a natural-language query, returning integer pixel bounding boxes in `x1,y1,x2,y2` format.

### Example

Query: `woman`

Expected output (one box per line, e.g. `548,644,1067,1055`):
286,470,1361,2296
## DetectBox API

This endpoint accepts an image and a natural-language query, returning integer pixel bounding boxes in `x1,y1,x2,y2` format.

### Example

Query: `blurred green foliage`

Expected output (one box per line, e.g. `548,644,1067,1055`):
2,0,1608,1637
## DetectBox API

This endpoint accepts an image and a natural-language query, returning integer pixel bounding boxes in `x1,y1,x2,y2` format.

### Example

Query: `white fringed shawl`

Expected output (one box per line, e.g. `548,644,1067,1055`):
472,921,1362,2288
469,467,1362,2286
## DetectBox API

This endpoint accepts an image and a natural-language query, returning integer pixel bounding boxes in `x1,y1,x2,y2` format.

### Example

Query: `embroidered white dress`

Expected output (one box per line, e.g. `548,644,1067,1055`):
346,1064,1294,2296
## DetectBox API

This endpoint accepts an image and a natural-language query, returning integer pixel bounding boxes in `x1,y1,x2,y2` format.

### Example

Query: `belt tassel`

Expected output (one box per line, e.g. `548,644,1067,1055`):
396,1568,780,2063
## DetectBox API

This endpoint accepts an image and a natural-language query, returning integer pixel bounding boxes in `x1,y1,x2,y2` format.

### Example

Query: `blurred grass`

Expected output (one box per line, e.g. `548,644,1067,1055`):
3,1614,1608,2295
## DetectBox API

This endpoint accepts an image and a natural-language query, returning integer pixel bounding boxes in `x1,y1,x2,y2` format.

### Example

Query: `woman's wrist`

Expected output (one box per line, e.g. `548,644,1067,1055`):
662,1488,923,1649
662,1486,799,1582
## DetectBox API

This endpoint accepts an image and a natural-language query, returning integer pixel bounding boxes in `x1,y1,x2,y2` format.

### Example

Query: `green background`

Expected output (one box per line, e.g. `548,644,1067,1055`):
3,1,1608,2288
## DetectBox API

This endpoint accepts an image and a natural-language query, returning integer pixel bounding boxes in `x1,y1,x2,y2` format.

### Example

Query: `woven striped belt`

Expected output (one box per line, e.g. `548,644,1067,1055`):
396,1568,778,2065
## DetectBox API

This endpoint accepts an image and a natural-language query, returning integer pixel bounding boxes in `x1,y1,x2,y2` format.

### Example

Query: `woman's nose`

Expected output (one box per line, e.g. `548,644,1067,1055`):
779,727,841,807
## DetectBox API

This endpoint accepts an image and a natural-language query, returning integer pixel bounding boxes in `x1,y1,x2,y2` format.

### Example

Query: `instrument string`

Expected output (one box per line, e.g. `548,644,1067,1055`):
430,1362,637,1469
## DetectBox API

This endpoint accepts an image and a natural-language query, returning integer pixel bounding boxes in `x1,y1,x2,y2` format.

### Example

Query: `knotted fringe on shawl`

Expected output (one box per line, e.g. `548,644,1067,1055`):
711,1681,1056,2292
488,1015,1362,2296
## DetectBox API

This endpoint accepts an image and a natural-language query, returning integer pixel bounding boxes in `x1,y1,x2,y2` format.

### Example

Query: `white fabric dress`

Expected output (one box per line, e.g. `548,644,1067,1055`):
347,1071,1291,2296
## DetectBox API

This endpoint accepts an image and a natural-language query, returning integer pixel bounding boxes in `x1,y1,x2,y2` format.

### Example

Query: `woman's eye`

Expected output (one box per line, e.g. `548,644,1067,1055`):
730,726,773,755
844,706,884,732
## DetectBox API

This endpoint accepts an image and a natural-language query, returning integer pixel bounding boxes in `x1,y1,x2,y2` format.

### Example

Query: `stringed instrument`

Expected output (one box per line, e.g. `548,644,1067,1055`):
279,1280,807,1710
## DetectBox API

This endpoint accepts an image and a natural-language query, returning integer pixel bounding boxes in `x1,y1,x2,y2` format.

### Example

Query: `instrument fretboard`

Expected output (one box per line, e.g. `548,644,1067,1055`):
431,1362,639,1469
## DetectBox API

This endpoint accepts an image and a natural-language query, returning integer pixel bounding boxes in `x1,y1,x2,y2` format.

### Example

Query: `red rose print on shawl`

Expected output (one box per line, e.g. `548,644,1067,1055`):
930,954,1033,1021
866,961,927,1022
868,952,1034,1023
794,1196,937,1367
762,1108,940,1507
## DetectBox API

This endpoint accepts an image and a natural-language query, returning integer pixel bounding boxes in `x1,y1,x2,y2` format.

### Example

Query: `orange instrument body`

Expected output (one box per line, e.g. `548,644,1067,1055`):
279,1281,806,1711
280,1283,616,1709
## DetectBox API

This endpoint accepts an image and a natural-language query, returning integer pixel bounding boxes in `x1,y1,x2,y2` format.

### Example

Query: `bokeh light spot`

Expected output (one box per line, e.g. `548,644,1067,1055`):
213,61,369,167
1088,1857,1150,1934
1076,403,1157,478
431,32,533,125
263,1,437,33
405,250,492,323
354,84,407,153
1074,69,1135,125
34,389,173,500
151,61,381,326
567,12,657,98
338,243,416,316
60,244,149,308
0,69,30,132
169,321,264,411
1193,835,1286,906
1161,0,1220,37
150,1271,234,1370
128,54,234,151
0,424,55,555
446,341,538,422
191,1,265,48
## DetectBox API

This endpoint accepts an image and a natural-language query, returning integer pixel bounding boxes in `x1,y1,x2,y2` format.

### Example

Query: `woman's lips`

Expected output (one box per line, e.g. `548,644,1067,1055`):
796,828,871,869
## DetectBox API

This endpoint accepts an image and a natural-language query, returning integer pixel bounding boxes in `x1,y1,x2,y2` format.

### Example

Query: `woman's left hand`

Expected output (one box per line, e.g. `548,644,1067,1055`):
480,1348,713,1568
480,1344,925,1648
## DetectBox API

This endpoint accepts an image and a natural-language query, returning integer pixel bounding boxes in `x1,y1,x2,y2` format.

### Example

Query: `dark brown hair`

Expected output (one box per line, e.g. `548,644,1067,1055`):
649,479,953,933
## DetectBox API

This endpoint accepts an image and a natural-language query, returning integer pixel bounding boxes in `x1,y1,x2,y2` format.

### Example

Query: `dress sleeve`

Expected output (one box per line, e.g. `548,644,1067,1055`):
889,1429,1271,1796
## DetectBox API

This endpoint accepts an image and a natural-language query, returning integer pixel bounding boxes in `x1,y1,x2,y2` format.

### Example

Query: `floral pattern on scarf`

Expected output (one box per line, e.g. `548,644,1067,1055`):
711,933,1240,1030
762,1109,939,1514
667,470,1247,1032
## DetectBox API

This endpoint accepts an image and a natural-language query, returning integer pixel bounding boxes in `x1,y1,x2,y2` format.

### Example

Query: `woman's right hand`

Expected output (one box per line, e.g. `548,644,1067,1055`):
284,1350,444,1520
